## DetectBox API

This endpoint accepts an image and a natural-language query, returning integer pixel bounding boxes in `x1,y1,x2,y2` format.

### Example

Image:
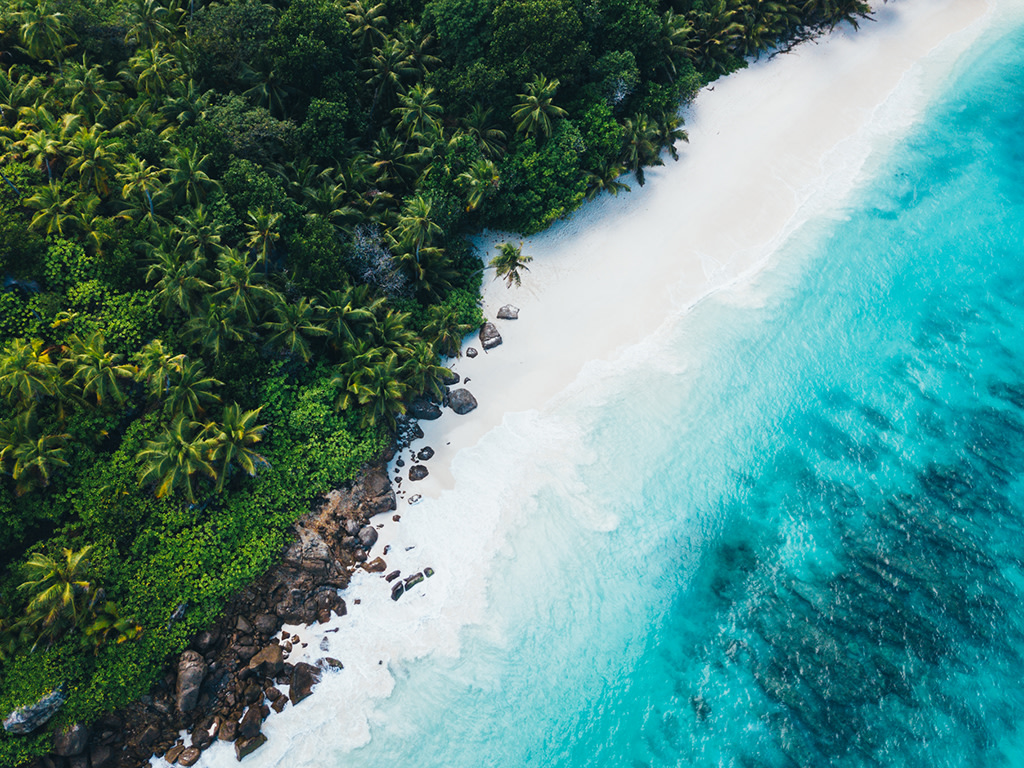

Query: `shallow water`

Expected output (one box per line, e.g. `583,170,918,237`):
198,9,1024,768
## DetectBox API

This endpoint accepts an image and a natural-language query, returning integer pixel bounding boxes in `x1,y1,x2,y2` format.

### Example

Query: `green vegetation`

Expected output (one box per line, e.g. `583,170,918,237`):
0,0,872,762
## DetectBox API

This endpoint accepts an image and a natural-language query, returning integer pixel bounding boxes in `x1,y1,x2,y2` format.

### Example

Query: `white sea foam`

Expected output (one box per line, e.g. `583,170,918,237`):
178,2,1003,766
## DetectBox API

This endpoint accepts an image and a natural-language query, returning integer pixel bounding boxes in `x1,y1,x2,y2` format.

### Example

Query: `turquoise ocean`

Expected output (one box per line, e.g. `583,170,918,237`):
271,9,1024,768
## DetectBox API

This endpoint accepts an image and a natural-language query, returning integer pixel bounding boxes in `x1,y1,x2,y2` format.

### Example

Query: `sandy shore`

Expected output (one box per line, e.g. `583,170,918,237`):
188,2,995,765
403,0,990,497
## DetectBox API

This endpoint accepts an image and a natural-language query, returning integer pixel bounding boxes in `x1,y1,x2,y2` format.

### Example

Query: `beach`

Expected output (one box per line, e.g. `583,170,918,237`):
182,1,1002,765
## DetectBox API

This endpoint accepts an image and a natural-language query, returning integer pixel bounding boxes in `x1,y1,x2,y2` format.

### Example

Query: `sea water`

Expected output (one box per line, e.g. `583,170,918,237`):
201,7,1024,768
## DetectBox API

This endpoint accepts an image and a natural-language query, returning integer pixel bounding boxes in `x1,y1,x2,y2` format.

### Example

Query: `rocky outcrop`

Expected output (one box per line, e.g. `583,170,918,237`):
175,652,207,713
479,322,502,350
2,686,66,735
496,305,519,320
408,397,442,420
448,389,478,415
53,723,89,756
289,663,321,706
24,461,398,768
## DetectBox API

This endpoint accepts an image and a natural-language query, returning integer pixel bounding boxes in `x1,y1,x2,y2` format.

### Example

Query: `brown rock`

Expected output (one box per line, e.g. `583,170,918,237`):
218,720,239,742
247,645,284,677
176,651,208,713
53,723,89,756
165,744,185,764
289,663,321,706
178,747,201,767
235,733,267,761
238,706,262,741
89,744,113,768
364,557,387,573
271,697,287,714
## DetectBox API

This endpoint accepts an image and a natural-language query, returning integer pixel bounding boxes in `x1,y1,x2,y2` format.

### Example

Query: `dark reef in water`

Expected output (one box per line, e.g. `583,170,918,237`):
684,307,1024,767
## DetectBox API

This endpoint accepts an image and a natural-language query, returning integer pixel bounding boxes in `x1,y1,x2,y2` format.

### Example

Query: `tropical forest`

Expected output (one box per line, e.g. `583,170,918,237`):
0,0,871,763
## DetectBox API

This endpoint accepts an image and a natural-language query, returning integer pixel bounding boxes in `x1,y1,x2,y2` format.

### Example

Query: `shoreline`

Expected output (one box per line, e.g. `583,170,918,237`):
81,2,991,766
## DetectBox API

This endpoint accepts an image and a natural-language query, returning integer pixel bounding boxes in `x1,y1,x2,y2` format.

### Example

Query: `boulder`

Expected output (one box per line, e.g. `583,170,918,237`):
235,733,267,761
409,466,428,481
479,322,502,350
408,397,442,420
466,347,478,358
177,746,201,767
364,557,387,573
391,582,405,601
289,663,321,706
165,744,185,764
247,645,284,678
416,446,435,461
385,570,401,582
89,744,113,768
317,657,344,670
176,651,208,713
496,304,519,320
448,389,478,415
193,629,220,653
238,706,262,741
357,525,378,549
253,614,279,637
404,573,425,590
218,720,239,742
2,686,66,735
53,723,89,756
439,369,460,386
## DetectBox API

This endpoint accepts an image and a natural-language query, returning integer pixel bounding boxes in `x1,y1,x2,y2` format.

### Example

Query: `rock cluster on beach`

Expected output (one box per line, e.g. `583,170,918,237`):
26,464,397,768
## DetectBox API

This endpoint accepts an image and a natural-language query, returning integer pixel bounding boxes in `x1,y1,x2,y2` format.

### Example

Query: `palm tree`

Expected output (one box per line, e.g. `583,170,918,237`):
174,205,226,260
122,44,181,97
166,358,222,418
132,339,184,401
370,129,417,189
65,125,117,196
424,303,475,358
125,0,177,47
241,66,291,118
687,0,745,75
14,1,73,63
212,250,273,325
512,75,568,141
393,194,441,263
137,415,216,502
318,287,377,351
244,206,283,272
64,56,121,121
67,194,109,255
393,84,443,142
347,0,389,54
373,308,416,355
184,299,249,360
145,244,212,317
336,351,409,431
0,338,59,406
64,331,137,407
656,11,694,79
165,146,218,207
17,546,95,648
655,113,688,161
0,409,70,495
18,128,61,181
402,341,451,401
364,39,418,124
456,159,500,211
118,154,165,216
26,183,76,236
489,242,532,288
584,163,630,201
619,115,663,186
206,403,267,492
459,104,507,160
262,297,328,362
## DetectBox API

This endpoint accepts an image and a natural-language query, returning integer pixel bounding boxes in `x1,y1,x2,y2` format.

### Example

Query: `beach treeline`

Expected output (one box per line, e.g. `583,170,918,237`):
0,0,870,763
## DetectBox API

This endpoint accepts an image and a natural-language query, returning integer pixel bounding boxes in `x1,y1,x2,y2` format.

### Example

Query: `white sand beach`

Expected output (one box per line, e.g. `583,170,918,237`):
186,2,997,765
